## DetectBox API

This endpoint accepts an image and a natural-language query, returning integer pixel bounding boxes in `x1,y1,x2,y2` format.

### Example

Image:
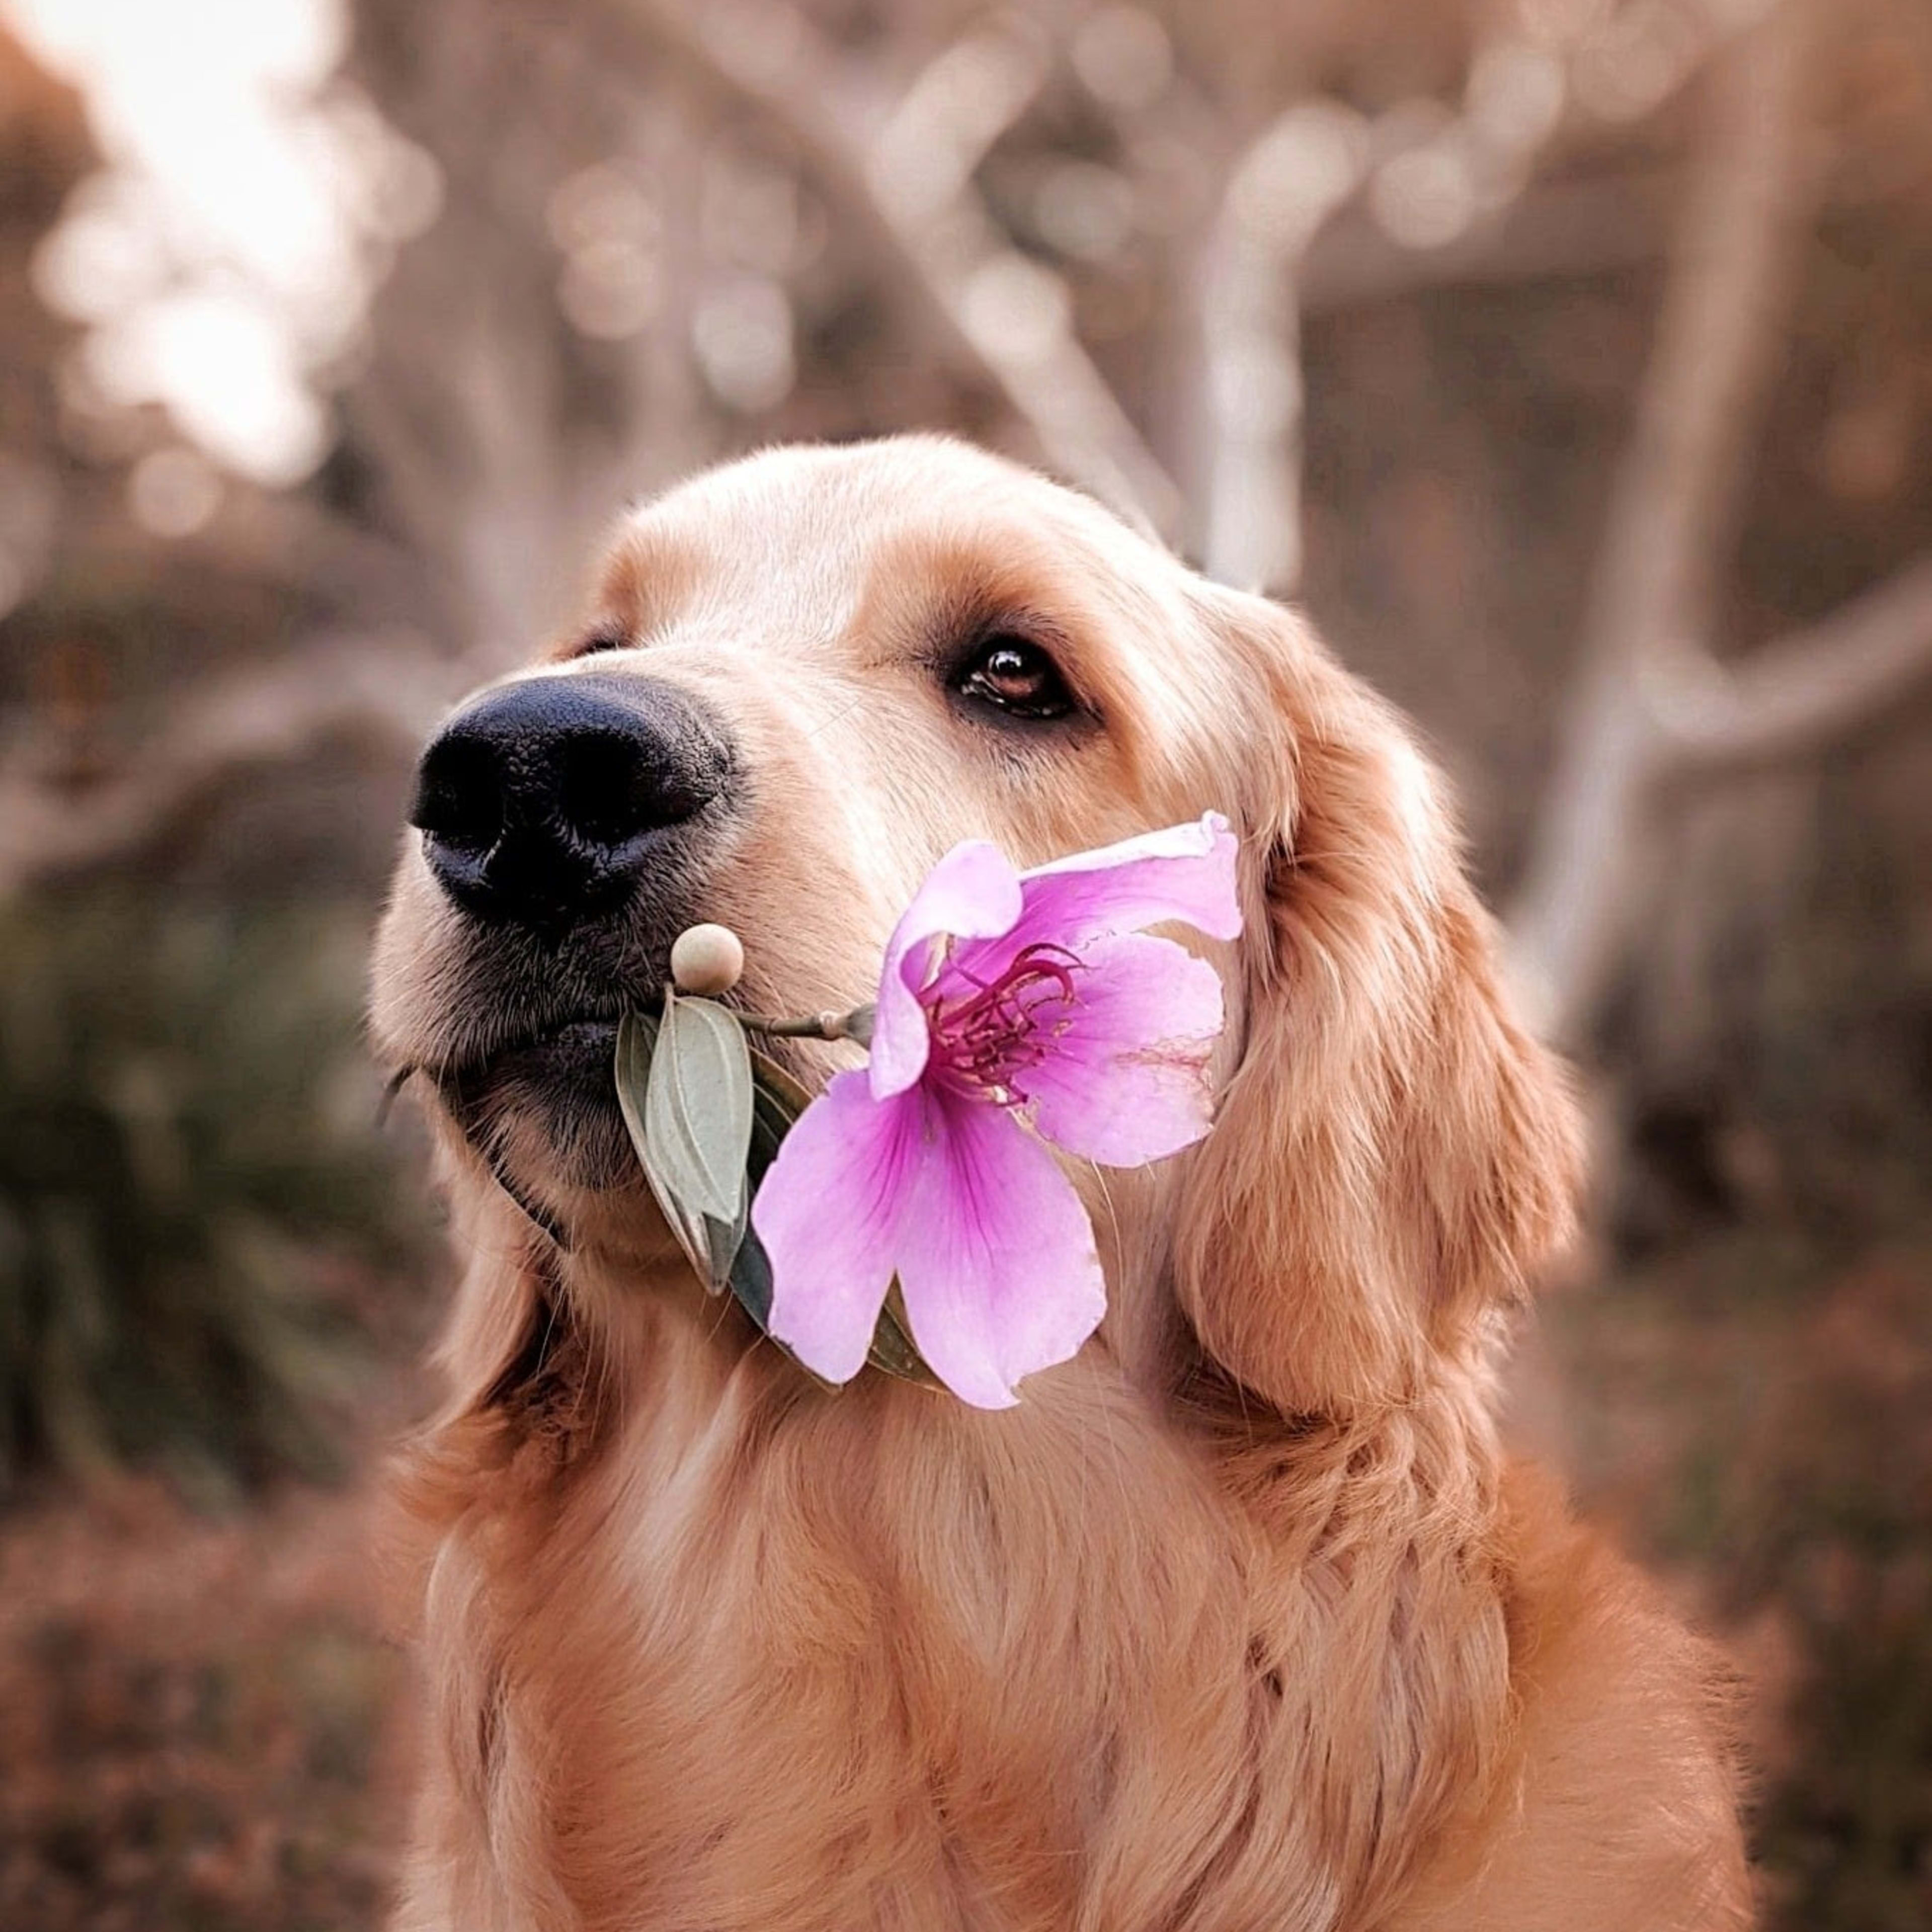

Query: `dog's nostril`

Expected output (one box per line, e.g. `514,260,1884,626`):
553,730,658,848
411,738,505,852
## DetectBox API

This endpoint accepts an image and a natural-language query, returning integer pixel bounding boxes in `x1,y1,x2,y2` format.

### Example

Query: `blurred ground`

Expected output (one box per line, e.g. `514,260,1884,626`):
0,1435,419,1932
1527,1229,1932,1928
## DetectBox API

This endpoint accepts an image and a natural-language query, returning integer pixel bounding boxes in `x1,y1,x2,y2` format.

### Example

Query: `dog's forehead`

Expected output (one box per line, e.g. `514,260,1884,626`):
597,437,1175,649
639,436,1114,545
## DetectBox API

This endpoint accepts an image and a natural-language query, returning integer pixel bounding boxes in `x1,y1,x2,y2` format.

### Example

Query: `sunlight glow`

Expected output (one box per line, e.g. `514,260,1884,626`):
7,0,439,490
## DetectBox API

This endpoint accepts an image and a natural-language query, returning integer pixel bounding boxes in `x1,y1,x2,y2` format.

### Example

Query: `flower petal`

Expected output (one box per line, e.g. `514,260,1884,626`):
754,1070,921,1384
870,840,1024,1101
895,1091,1106,1408
1017,811,1244,947
1021,932,1227,1166
950,812,1243,993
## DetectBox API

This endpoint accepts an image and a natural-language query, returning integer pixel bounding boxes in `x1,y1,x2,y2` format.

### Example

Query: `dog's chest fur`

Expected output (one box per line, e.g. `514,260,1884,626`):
399,1280,1513,1932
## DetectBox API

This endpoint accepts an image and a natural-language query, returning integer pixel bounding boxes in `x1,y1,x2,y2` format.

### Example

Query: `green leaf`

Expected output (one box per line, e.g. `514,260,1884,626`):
720,1048,806,1333
616,1019,940,1392
645,991,754,1225
615,1009,715,1287
699,1190,748,1296
870,1287,936,1387
746,1048,813,1135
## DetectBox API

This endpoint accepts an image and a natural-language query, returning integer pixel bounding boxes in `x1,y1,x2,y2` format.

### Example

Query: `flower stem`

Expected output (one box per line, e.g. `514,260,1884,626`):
736,1003,875,1046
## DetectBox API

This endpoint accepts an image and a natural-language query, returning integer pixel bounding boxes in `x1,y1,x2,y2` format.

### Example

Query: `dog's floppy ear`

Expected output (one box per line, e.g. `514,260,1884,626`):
1172,590,1583,1416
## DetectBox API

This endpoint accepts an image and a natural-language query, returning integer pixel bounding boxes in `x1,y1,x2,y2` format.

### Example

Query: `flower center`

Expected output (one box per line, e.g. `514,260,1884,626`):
925,942,1082,1104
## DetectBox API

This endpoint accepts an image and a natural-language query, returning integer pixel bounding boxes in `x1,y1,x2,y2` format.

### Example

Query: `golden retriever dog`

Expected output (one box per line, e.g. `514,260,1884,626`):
370,435,1751,1930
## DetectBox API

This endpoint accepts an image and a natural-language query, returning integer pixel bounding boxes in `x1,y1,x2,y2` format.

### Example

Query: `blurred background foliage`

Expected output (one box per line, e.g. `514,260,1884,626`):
0,0,1928,1925
0,894,411,1499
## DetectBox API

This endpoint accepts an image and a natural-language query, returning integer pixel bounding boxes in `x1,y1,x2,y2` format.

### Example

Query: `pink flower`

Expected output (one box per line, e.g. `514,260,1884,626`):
750,813,1242,1407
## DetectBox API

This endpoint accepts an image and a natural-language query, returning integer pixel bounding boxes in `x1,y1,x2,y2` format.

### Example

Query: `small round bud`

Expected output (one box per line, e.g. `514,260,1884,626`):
670,922,745,996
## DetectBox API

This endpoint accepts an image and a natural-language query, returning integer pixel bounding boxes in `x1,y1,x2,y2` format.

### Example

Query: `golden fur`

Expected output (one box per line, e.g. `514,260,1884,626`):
370,436,1752,1930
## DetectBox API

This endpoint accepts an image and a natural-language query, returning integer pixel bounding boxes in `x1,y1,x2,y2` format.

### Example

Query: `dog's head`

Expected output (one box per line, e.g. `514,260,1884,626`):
371,435,1579,1414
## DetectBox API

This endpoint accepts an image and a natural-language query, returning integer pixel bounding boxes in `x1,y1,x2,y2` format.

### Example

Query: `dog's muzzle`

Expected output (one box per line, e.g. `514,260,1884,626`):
410,672,734,938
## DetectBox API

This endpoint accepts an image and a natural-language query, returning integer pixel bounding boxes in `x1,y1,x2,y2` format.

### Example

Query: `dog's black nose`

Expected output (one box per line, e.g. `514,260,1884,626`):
410,673,732,932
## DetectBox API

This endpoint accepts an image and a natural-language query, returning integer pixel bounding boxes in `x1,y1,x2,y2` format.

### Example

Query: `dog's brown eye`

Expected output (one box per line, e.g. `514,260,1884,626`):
955,636,1076,721
575,621,630,657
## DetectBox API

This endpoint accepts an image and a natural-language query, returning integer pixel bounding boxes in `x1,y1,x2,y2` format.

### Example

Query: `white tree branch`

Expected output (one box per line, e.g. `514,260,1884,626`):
1298,165,1675,315
1657,554,1932,776
0,640,461,899
1505,0,1819,1048
620,0,1179,539
1191,5,1740,594
1197,104,1369,592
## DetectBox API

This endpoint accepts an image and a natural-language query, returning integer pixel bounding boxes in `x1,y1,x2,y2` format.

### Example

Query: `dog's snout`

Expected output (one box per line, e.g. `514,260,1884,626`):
410,673,732,932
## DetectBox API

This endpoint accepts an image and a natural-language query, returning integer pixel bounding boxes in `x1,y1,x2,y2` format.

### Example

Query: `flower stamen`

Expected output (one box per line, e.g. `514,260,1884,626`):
928,942,1083,1103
